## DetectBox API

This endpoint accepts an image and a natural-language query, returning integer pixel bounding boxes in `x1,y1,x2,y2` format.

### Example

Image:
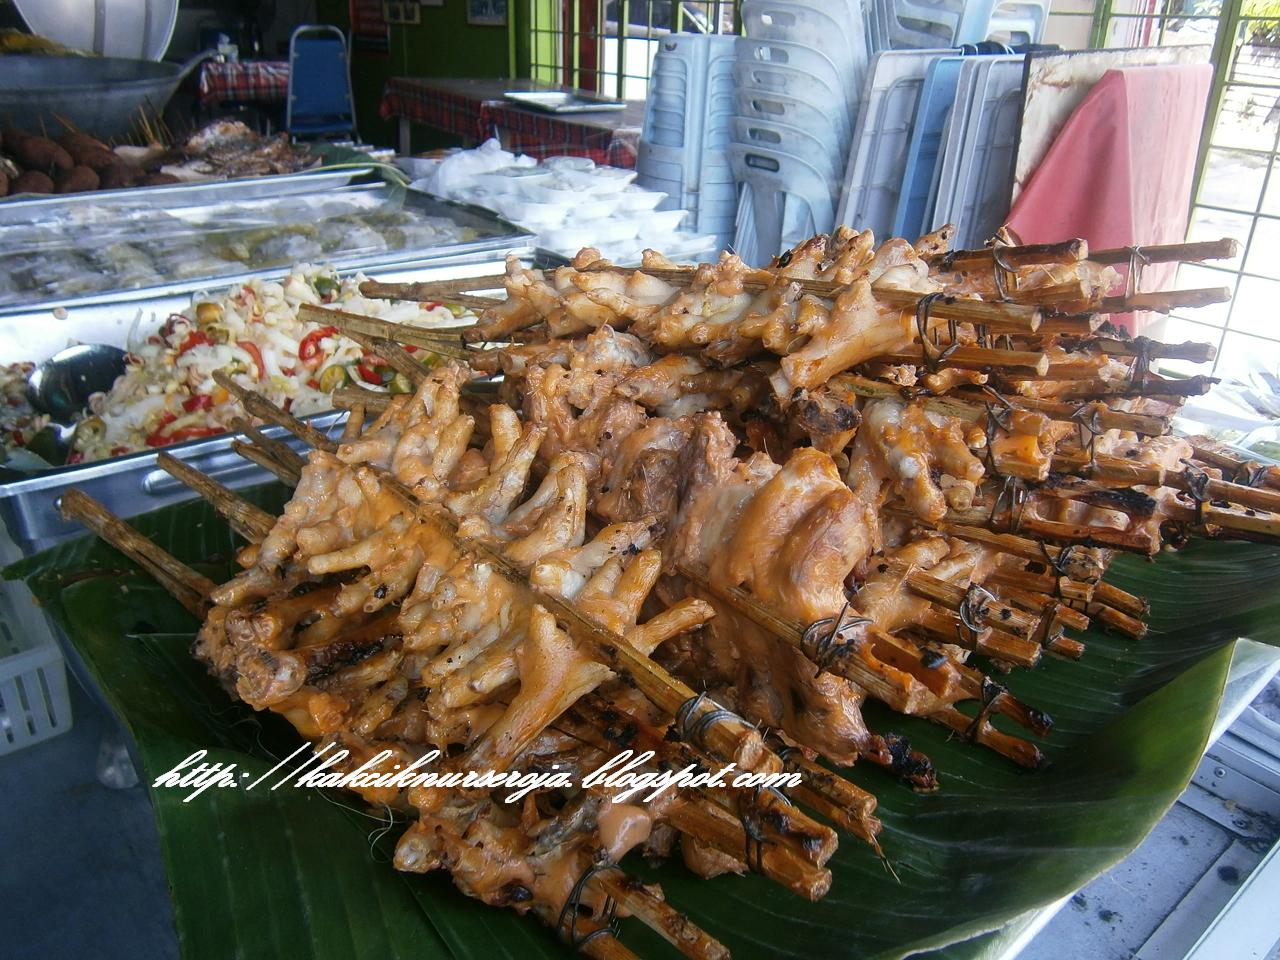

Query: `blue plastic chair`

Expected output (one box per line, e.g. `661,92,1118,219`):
287,25,356,141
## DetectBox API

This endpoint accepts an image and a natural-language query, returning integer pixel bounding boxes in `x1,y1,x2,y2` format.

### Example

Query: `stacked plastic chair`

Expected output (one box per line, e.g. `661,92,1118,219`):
728,0,869,264
636,34,738,249
867,0,1051,50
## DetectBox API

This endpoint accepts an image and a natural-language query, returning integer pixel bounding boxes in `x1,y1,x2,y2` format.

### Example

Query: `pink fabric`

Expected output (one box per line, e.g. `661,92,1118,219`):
1006,63,1212,333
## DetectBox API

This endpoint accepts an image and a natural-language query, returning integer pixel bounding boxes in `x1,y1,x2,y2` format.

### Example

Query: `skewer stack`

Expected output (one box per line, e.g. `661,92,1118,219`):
60,226,1279,959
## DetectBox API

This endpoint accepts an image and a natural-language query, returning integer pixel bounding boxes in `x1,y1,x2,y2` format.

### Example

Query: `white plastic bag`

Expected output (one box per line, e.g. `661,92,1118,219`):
418,139,536,201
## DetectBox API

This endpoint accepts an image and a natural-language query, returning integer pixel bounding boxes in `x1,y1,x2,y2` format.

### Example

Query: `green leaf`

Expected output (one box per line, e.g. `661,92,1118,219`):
9,489,1280,960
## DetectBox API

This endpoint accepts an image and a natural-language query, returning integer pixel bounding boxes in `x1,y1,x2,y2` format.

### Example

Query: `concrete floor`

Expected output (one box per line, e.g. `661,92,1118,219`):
0,677,177,959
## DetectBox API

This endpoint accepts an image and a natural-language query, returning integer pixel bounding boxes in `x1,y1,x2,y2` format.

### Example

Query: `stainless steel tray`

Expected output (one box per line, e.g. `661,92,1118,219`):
0,413,343,556
503,90,628,113
0,254,517,366
0,167,373,225
0,184,532,323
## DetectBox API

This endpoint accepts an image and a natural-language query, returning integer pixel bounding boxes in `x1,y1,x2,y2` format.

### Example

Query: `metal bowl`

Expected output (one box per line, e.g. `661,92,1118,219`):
0,52,209,141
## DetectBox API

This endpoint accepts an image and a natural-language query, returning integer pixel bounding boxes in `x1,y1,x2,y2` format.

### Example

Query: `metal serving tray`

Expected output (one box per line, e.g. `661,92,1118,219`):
503,90,628,113
0,414,343,556
0,252,521,366
0,167,373,225
0,185,532,334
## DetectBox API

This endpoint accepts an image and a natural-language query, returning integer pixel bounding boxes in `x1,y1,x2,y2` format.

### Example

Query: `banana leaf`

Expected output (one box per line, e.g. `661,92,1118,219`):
8,485,1280,960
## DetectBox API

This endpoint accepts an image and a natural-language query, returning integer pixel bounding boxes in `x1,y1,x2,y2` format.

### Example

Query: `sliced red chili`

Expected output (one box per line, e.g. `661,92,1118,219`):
237,341,266,381
298,326,338,366
181,394,213,413
177,331,214,357
144,412,178,447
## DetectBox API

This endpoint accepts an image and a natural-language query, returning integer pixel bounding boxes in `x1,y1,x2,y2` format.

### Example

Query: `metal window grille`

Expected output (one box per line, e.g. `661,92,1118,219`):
526,1,742,100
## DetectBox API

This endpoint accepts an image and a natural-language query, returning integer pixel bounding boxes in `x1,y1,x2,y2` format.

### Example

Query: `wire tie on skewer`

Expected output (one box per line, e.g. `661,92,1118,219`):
674,690,743,754
1040,541,1081,598
1069,402,1105,471
737,797,772,873
957,583,996,641
966,677,1007,742
981,386,1015,477
558,856,620,950
736,785,793,873
988,474,1028,533
1128,335,1156,383
800,602,873,676
1126,244,1151,299
991,241,1017,302
915,293,956,372
1180,459,1212,526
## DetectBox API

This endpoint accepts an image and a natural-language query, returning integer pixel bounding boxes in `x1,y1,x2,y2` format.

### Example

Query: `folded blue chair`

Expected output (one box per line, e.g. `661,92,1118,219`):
287,25,356,141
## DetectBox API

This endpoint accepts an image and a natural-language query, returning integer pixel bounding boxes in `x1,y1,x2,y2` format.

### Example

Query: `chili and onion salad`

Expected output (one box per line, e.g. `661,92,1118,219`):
71,266,469,463
0,362,49,452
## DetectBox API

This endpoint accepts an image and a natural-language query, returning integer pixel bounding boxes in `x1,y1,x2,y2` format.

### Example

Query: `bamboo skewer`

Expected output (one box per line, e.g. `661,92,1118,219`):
1098,287,1232,315
58,489,214,616
675,563,1046,769
231,439,301,486
874,345,1049,376
155,453,274,542
332,385,394,413
1088,238,1240,266
1037,314,1108,336
929,238,1088,271
838,375,1168,437
667,800,832,900
228,417,306,476
1034,375,1218,400
1187,436,1280,491
1088,337,1217,363
568,697,848,864
359,275,507,299
941,524,1105,581
592,870,731,960
214,372,337,453
909,608,1041,667
298,302,476,359
904,570,1040,640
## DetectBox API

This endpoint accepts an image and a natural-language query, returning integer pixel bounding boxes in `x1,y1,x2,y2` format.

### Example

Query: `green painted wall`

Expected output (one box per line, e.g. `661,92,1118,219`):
316,1,519,149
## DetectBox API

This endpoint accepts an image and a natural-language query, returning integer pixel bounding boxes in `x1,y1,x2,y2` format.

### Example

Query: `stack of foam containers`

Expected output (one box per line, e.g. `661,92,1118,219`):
636,34,739,251
728,0,869,264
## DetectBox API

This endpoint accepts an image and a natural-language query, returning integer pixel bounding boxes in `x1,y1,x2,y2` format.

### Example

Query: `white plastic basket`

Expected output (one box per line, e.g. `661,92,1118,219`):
0,531,72,754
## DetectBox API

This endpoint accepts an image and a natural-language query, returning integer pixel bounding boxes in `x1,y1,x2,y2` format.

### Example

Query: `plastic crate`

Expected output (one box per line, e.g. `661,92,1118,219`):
0,543,72,754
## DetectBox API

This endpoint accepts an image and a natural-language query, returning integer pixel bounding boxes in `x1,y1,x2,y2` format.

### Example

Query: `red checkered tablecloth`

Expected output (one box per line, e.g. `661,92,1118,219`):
198,60,290,105
380,77,642,168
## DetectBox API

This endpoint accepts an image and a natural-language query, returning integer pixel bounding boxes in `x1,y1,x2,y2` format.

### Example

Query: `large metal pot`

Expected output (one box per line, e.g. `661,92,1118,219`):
0,52,210,141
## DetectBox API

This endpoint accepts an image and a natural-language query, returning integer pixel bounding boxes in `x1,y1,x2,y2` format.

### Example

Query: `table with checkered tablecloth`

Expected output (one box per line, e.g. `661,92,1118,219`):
380,76,644,168
198,60,291,105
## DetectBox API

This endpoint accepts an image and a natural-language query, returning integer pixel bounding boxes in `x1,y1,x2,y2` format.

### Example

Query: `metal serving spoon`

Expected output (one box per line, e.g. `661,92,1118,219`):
27,344,127,423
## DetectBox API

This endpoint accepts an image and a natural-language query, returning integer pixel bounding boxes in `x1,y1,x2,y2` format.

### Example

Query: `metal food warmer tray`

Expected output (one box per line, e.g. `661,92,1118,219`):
0,166,373,224
0,182,532,358
0,254,516,521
